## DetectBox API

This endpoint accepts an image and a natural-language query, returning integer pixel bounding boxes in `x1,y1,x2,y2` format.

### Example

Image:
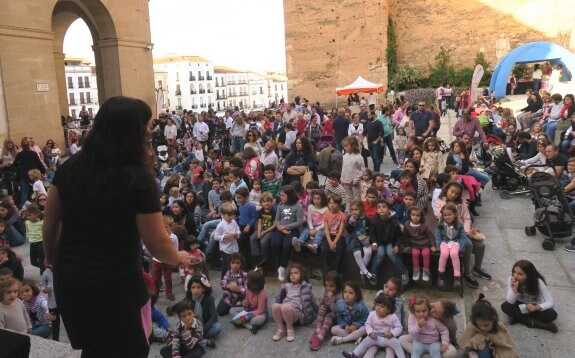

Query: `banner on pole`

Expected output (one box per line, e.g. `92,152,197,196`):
470,64,485,103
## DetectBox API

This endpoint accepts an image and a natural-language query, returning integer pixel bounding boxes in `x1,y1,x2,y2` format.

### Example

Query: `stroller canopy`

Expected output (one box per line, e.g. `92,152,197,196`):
336,76,384,96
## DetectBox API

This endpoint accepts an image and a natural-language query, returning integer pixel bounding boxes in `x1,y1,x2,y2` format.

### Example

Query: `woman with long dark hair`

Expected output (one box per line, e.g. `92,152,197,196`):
283,136,317,185
501,260,558,333
12,137,45,206
43,96,190,357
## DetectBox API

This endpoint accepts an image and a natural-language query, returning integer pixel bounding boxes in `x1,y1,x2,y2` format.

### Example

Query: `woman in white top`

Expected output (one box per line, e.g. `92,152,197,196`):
501,259,557,333
0,139,19,168
243,129,263,156
347,113,364,142
164,118,178,158
517,139,549,169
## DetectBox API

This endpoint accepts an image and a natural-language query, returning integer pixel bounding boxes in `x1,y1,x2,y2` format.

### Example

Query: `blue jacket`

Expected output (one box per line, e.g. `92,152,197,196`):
238,202,258,229
151,305,170,330
335,298,369,328
435,221,467,252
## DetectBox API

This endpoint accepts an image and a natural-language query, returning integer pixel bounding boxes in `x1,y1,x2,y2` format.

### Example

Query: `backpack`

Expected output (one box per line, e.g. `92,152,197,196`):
318,146,342,177
248,122,259,134
244,157,261,181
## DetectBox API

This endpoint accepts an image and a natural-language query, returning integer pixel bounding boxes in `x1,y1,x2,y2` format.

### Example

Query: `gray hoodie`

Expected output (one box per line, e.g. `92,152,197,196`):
274,202,304,230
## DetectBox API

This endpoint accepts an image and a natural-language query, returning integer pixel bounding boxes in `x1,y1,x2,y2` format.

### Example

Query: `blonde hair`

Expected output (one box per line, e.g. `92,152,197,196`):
169,186,180,197
341,135,360,154
408,294,432,313
28,169,41,181
220,202,236,215
260,192,274,203
163,215,174,227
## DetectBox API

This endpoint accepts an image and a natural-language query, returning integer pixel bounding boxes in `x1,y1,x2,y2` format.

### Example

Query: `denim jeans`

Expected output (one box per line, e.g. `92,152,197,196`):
335,141,343,153
368,142,383,172
412,340,441,358
19,179,30,207
561,139,573,153
370,242,407,275
298,226,325,246
381,135,397,162
250,231,273,263
544,121,557,139
204,321,222,339
197,219,220,244
31,324,51,338
231,137,244,154
466,168,490,187
6,226,25,247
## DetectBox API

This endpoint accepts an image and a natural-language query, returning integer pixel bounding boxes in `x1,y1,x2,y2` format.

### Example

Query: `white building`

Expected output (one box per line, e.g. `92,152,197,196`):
64,58,99,119
214,66,250,112
265,73,288,106
153,56,215,113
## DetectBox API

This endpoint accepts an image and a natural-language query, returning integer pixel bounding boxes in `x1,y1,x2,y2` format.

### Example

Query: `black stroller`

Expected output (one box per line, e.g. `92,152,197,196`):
490,148,529,199
524,170,575,250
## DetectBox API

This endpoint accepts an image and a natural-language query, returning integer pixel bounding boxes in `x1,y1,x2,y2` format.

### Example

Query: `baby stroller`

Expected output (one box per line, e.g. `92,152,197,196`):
436,136,450,154
316,135,335,151
525,170,575,250
489,146,529,199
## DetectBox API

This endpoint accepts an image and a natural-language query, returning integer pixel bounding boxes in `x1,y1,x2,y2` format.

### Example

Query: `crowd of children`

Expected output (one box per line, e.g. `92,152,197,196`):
0,100,561,357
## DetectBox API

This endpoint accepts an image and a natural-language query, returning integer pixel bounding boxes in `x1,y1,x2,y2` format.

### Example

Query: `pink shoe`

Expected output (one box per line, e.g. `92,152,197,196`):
310,332,323,350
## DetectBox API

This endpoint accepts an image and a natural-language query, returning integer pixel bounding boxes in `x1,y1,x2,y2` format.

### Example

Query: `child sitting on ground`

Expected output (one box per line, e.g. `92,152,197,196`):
330,281,369,345
0,247,23,281
310,271,341,350
217,253,247,316
394,191,416,228
20,280,51,338
261,164,281,202
160,301,205,358
229,267,268,334
342,295,405,358
407,295,450,358
0,277,31,334
363,187,379,220
396,170,415,204
151,294,173,344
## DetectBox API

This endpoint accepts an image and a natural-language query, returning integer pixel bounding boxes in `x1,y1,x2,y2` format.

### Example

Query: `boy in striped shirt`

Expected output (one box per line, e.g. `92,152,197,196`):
261,164,281,201
161,301,205,358
324,171,347,210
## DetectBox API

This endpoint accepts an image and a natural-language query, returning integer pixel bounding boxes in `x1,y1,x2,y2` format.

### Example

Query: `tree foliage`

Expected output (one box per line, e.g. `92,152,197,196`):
386,17,398,78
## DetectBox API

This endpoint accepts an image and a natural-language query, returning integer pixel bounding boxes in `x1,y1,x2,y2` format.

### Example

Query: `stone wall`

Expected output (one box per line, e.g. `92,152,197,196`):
284,0,575,105
389,0,575,72
283,0,389,107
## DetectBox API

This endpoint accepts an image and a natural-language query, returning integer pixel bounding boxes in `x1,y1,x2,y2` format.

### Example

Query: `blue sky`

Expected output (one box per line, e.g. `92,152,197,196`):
64,0,286,72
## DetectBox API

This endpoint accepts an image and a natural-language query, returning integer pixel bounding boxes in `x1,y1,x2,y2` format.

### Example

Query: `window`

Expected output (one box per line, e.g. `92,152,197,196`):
189,71,195,81
68,93,75,105
88,108,93,117
71,109,76,118
200,97,204,105
281,84,284,90
208,96,212,104
176,71,180,81
177,98,182,109
260,87,264,94
176,84,181,96
67,77,74,89
158,80,163,88
275,84,278,91
190,83,196,94
86,92,91,103
80,92,85,104
78,76,83,88
84,76,90,88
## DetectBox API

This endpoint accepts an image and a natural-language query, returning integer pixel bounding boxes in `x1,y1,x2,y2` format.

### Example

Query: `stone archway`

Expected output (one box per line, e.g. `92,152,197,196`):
0,0,155,146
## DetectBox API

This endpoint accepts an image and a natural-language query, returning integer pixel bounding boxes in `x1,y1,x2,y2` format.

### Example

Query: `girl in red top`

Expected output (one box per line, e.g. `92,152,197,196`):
363,187,378,219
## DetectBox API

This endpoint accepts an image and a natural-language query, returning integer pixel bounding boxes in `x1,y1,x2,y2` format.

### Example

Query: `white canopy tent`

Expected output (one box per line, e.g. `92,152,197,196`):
335,76,384,107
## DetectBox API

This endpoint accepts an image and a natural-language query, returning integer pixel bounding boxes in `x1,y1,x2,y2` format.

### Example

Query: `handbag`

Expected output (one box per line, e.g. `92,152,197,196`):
301,168,313,188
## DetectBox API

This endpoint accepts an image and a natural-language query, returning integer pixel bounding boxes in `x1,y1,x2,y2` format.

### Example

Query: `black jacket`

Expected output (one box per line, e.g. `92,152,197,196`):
366,119,384,143
369,213,402,247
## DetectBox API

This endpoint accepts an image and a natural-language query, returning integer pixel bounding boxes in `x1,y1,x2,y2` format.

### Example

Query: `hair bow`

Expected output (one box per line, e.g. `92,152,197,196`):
409,295,416,306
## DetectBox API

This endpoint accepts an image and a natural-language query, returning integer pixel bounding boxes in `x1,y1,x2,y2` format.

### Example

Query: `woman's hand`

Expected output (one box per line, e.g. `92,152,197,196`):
511,277,519,293
310,228,317,236
178,251,191,267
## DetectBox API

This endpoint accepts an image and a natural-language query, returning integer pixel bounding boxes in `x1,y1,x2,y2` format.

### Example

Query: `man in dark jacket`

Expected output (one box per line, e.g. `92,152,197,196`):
333,108,350,153
366,114,384,172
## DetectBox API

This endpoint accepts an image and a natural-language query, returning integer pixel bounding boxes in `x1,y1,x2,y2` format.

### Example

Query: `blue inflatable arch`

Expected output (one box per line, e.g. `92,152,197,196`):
489,42,575,98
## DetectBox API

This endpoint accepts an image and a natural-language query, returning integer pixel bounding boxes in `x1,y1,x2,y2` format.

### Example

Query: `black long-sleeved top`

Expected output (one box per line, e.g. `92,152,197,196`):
369,213,402,247
366,119,384,143
12,149,45,180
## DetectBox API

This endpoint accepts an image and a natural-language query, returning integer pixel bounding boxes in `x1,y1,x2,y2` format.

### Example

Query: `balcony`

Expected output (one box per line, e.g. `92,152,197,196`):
190,90,197,95
207,75,213,80
208,103,214,107
216,81,225,87
217,94,227,100
207,89,213,93
80,100,86,104
200,104,207,108
239,92,248,96
237,80,248,84
199,89,205,94
67,83,74,89
192,104,198,109
78,84,84,89
199,75,205,81
176,105,183,110
190,76,197,81
175,91,182,96
86,99,93,103
85,83,90,88
226,81,236,85
69,101,76,105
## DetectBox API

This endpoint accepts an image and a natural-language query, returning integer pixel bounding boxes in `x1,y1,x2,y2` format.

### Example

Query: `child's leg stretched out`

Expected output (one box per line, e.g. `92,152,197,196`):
315,304,335,339
352,336,405,358
330,325,366,342
352,247,372,275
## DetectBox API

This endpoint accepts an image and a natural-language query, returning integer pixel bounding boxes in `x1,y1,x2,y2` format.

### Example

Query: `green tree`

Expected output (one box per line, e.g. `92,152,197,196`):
428,46,455,87
390,66,424,90
386,17,398,78
474,51,492,86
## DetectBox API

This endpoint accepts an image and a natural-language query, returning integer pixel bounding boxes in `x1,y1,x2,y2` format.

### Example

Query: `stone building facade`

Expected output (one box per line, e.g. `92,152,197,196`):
284,0,575,106
0,0,155,147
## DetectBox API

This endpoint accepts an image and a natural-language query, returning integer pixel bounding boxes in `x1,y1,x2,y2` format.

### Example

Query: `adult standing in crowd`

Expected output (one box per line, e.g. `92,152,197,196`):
452,109,486,141
282,103,297,124
367,110,384,172
43,96,190,358
333,108,350,153
282,136,317,185
409,102,434,138
532,64,543,92
12,137,45,206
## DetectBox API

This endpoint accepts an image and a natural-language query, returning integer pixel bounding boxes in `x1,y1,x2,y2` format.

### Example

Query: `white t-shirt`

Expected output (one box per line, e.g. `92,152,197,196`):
32,180,47,196
164,124,178,140
532,69,543,80
368,95,376,105
70,143,80,155
152,233,178,263
224,116,233,129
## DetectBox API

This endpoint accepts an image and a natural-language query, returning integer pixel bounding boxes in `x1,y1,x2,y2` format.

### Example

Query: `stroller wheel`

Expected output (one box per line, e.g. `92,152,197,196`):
542,239,555,251
500,190,511,200
525,226,536,236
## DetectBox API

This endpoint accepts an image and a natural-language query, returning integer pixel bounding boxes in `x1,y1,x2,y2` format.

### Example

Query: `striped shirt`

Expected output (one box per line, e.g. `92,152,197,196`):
261,177,281,198
23,295,50,327
170,319,204,357
324,182,347,206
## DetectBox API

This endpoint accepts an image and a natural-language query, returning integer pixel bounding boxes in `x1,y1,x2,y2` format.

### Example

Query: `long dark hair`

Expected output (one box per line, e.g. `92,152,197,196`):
290,136,312,154
513,260,546,296
66,97,153,202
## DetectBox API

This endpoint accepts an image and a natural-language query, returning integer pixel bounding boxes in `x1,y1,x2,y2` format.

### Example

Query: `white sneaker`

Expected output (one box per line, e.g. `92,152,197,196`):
412,268,421,281
401,273,409,286
330,336,343,345
422,269,430,282
277,266,285,281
